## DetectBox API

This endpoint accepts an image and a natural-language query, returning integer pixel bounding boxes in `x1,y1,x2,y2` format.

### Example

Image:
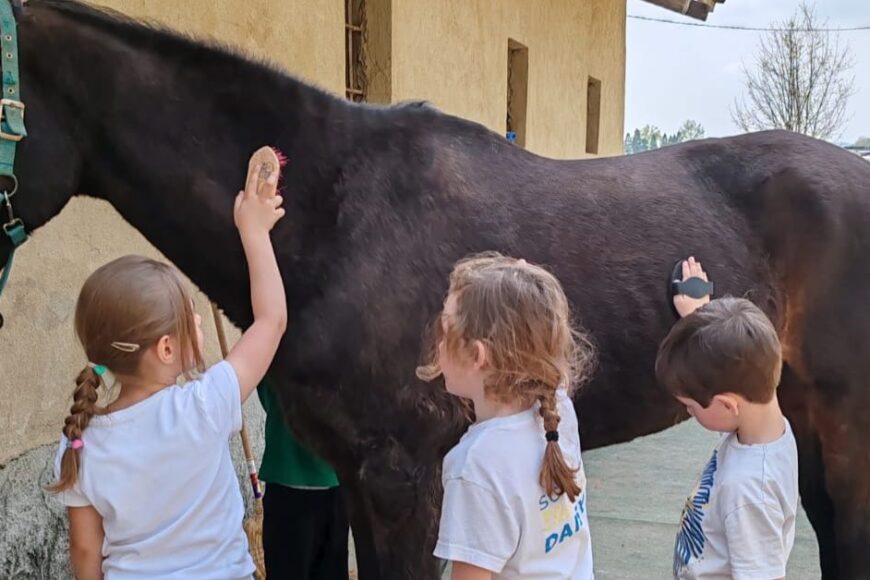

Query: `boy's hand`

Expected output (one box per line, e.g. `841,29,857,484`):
674,256,711,318
233,171,285,235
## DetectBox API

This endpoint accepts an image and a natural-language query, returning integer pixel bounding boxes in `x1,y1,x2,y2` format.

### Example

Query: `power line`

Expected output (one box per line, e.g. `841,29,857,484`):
627,14,870,32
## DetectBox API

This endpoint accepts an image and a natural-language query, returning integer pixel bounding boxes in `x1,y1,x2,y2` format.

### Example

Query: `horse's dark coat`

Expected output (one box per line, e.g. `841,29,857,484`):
4,2,870,578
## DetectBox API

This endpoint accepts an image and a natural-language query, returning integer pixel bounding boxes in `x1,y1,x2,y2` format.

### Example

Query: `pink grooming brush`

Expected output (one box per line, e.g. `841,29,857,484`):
270,147,289,194
271,147,288,168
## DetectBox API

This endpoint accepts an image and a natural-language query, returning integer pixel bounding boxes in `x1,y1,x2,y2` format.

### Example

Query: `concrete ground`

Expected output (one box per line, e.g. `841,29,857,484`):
583,420,821,579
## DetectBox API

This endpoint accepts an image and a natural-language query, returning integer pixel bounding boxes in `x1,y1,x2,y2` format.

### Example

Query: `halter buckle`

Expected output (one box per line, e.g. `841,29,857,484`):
0,98,25,142
2,217,21,233
2,191,12,223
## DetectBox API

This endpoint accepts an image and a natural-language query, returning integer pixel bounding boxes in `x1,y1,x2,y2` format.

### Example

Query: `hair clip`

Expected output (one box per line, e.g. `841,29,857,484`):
111,341,140,353
69,438,84,450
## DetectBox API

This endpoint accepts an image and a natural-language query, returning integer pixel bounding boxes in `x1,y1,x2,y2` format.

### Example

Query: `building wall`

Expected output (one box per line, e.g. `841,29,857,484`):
0,1,625,576
392,0,626,158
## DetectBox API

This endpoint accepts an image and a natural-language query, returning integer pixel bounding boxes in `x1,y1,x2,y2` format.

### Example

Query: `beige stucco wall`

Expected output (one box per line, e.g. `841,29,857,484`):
0,0,626,465
392,0,626,158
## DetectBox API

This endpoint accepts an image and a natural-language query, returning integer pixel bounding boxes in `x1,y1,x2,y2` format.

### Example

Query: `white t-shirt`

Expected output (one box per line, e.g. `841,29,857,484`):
673,419,798,580
434,390,593,579
53,361,254,580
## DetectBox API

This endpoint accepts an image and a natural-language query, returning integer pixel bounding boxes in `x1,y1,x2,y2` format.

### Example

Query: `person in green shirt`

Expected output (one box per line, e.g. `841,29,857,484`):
257,379,349,580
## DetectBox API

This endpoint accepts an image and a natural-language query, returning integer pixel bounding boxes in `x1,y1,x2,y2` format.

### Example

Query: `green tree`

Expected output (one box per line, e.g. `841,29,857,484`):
625,128,648,154
624,121,705,154
640,125,662,151
676,120,705,142
630,129,643,153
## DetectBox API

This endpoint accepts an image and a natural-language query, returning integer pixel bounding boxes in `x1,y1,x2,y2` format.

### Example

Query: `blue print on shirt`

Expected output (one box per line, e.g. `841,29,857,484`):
674,449,718,575
541,491,586,554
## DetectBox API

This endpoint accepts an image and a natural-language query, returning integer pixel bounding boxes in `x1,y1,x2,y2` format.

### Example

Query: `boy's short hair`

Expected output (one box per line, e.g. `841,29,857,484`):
655,297,783,407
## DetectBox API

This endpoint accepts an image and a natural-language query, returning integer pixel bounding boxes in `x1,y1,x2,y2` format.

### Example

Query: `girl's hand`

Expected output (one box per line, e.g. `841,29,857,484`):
233,170,285,236
227,149,289,403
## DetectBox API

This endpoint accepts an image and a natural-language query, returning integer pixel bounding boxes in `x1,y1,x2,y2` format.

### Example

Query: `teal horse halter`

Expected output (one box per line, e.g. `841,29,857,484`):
0,0,28,329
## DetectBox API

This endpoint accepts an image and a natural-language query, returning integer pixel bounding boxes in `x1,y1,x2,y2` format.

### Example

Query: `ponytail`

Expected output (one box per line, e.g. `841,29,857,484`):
538,391,581,503
47,366,101,493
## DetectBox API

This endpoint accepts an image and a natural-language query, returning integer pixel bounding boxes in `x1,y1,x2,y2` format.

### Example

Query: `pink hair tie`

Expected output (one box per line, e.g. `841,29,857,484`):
70,439,84,450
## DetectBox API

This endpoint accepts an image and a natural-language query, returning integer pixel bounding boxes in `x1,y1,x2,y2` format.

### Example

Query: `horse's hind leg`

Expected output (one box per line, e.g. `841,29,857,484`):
782,363,870,579
757,168,870,577
789,281,870,578
811,389,870,579
779,365,838,578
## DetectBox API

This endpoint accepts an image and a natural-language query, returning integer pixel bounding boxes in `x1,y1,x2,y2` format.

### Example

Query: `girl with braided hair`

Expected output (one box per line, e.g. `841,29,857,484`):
48,160,287,579
418,253,596,579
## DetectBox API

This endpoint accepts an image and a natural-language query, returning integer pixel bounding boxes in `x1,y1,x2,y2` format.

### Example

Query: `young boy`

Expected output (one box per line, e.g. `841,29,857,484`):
656,257,798,580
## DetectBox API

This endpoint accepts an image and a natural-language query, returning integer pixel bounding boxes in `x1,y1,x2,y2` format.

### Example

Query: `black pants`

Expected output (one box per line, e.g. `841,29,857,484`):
262,484,350,580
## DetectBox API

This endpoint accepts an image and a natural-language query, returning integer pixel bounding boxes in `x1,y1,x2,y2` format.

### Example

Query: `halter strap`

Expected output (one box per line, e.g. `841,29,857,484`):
0,0,27,323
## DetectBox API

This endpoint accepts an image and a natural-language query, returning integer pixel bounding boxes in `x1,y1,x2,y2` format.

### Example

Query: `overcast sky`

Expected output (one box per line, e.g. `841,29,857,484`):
626,0,870,143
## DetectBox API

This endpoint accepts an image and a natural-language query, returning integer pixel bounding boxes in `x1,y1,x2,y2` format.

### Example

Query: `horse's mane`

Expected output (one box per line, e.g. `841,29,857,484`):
33,0,435,116
35,0,346,105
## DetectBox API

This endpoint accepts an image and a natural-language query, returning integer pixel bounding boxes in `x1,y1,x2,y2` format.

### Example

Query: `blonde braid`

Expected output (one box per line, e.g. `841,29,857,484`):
47,367,101,493
538,389,581,502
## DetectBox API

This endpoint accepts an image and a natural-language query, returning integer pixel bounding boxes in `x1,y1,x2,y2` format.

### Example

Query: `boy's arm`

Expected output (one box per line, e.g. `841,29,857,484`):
68,506,104,580
674,257,711,318
723,501,789,580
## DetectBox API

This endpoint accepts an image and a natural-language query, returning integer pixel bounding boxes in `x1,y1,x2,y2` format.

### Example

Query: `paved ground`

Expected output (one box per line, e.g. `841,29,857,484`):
351,420,822,579
583,420,821,579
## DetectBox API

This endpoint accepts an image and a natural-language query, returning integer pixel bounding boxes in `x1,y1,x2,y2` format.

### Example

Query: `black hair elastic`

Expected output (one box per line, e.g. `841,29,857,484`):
545,430,559,442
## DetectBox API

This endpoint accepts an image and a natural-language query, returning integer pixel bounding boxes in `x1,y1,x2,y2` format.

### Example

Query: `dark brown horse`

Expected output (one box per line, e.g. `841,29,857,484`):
3,1,869,578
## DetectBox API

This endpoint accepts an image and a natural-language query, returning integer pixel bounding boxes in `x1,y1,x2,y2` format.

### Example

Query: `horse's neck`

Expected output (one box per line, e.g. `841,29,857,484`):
28,2,356,326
